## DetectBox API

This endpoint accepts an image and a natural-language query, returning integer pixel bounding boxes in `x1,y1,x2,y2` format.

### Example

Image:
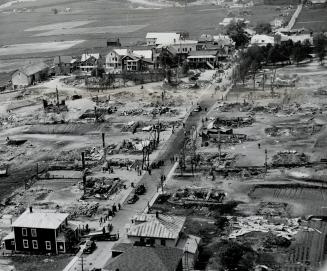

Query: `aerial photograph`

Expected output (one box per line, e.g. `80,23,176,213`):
0,0,326,270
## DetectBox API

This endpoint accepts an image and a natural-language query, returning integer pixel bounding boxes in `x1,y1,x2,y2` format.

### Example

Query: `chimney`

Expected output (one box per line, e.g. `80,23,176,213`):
29,206,33,213
156,211,159,218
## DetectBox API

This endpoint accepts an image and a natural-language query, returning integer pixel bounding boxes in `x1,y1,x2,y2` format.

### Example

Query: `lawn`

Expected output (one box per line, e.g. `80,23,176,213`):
294,6,327,32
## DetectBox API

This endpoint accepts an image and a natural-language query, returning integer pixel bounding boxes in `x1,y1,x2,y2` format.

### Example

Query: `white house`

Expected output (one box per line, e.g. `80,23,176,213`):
219,17,248,27
250,34,276,46
105,49,129,72
79,53,101,73
170,40,198,54
146,32,181,46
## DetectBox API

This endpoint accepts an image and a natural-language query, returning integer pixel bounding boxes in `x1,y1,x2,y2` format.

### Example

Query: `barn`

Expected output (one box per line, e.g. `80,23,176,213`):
12,62,49,89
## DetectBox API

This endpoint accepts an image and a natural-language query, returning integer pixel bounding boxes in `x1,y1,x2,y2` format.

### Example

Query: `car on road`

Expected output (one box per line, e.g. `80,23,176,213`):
83,240,97,254
127,194,139,204
135,184,146,195
193,105,202,112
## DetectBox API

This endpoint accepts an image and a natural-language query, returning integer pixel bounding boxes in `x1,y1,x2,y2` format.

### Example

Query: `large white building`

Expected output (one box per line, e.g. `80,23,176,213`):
250,34,276,46
146,32,181,46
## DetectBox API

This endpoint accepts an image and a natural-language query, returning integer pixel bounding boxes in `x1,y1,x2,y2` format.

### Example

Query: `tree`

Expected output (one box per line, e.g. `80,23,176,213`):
226,20,250,49
291,41,309,65
255,22,272,34
247,45,264,90
313,33,327,65
219,241,256,271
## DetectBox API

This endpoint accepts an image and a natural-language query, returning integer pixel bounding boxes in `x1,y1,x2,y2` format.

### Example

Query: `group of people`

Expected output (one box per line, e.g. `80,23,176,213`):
99,203,121,226
170,155,179,164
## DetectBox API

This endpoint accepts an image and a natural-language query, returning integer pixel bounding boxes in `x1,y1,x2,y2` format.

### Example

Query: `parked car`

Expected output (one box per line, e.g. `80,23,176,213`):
193,105,202,112
127,194,139,204
135,184,146,195
83,240,97,254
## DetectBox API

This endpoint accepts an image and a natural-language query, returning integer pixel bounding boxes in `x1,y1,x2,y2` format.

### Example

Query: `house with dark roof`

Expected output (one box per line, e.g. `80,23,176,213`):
53,56,78,75
103,244,184,271
126,213,201,268
3,207,79,254
12,62,49,89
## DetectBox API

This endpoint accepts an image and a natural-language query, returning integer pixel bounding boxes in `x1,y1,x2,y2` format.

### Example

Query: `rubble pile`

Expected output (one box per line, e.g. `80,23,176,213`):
272,151,310,166
81,176,124,198
257,202,290,217
265,124,323,137
213,116,254,129
228,215,309,240
119,108,144,116
85,147,105,161
66,202,99,217
170,187,226,205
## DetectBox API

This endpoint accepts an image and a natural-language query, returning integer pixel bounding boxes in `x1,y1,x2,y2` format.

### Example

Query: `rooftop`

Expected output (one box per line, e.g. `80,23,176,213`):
104,245,183,271
18,62,49,76
53,56,74,64
128,214,186,240
81,53,100,62
12,208,69,229
146,32,181,45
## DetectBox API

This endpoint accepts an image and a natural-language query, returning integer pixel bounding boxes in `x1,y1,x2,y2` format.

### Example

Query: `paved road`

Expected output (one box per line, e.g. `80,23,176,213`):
64,68,235,271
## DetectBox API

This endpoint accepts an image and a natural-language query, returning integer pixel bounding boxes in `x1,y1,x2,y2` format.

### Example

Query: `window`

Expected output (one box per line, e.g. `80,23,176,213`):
31,229,37,237
23,239,29,249
11,241,15,246
160,239,166,246
22,228,27,237
45,241,51,250
32,240,38,249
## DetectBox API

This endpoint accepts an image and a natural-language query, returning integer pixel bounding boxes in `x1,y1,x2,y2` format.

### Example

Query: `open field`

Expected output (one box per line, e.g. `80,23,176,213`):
0,0,285,74
294,6,327,31
0,40,85,56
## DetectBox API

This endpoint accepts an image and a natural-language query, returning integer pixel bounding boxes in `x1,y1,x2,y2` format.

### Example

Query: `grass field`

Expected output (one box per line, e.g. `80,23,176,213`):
0,0,284,73
294,6,327,32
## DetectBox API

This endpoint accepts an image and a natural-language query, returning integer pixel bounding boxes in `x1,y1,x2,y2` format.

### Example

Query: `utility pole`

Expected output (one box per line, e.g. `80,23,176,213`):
265,149,268,173
56,87,59,106
79,255,84,271
81,152,85,170
102,133,106,149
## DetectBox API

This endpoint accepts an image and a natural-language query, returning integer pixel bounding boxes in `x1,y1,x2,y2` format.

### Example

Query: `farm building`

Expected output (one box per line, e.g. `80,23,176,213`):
187,50,218,69
12,62,49,89
104,244,184,271
146,32,181,46
3,207,79,254
107,37,121,47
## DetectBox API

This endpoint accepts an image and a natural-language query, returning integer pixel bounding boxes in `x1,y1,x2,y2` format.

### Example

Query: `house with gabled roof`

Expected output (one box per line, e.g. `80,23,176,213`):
127,213,186,247
126,213,201,268
12,62,49,89
104,244,184,271
106,49,154,73
79,53,101,74
3,207,79,254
